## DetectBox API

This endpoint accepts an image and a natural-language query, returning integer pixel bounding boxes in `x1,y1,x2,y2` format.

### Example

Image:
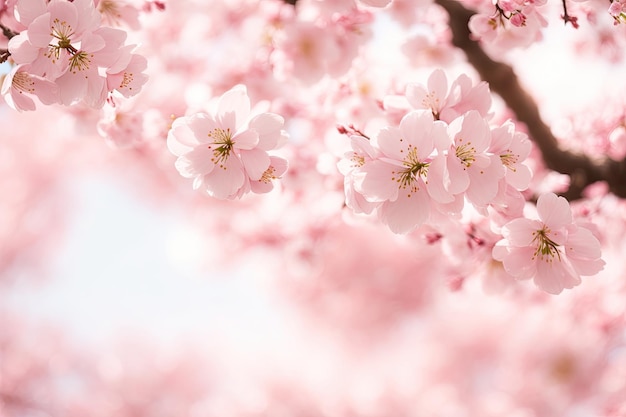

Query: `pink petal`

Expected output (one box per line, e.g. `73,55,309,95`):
501,246,536,280
458,110,490,151
375,126,404,161
175,147,215,179
55,70,86,105
425,154,454,204
379,187,430,234
9,88,36,111
16,0,47,26
356,160,399,202
505,163,532,190
405,83,428,110
466,156,503,207
445,153,470,195
502,218,539,246
26,13,54,47
7,34,39,64
240,148,271,181
80,32,106,53
565,227,602,260
188,114,218,144
233,129,259,150
217,85,250,130
48,1,79,37
428,68,448,102
534,259,580,294
32,77,59,104
167,118,202,156
249,112,285,150
202,156,245,199
351,135,379,159
399,110,435,154
536,192,572,228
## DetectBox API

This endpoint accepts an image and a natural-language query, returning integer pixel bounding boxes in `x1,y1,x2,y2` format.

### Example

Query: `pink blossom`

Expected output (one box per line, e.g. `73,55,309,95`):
349,110,452,233
436,110,505,209
493,193,605,294
167,85,289,200
386,69,492,123
337,134,383,215
488,120,532,190
106,48,149,98
95,0,141,29
1,63,58,111
9,0,102,78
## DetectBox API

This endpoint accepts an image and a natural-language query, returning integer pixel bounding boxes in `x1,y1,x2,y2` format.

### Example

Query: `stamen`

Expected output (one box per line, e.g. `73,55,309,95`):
390,142,429,197
531,227,562,262
207,128,234,169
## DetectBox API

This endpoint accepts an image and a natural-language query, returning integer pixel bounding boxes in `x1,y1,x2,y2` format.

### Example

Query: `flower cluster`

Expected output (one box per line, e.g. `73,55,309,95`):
339,69,607,294
340,69,531,234
493,192,605,294
468,0,548,51
167,85,289,200
2,0,147,111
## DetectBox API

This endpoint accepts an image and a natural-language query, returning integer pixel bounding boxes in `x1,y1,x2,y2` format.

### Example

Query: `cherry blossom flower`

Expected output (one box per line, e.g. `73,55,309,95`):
9,0,102,78
436,110,505,209
106,47,149,98
346,110,451,233
384,68,492,123
488,121,532,189
1,63,58,111
95,0,141,29
493,192,605,294
6,0,147,108
337,134,382,215
167,85,289,199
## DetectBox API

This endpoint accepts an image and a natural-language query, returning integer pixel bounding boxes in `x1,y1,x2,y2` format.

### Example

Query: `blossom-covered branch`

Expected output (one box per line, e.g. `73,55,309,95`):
435,0,626,200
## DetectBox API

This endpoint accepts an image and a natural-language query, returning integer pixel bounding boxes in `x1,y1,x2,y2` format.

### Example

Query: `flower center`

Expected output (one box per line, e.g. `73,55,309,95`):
421,91,441,119
99,0,122,20
69,51,92,73
208,128,234,168
455,139,476,168
120,71,134,90
260,165,280,184
47,18,79,62
349,152,365,168
532,227,562,262
500,149,519,171
391,144,429,196
12,71,35,94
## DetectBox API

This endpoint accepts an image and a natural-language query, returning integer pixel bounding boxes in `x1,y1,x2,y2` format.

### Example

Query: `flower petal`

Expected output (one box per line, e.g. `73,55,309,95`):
536,192,572,228
240,148,271,181
218,85,250,129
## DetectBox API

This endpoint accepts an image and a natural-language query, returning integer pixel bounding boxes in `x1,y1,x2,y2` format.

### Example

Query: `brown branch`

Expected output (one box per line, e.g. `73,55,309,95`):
0,23,18,40
434,0,626,200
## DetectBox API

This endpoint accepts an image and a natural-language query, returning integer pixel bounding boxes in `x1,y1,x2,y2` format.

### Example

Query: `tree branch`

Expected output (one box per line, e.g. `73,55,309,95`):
434,0,626,199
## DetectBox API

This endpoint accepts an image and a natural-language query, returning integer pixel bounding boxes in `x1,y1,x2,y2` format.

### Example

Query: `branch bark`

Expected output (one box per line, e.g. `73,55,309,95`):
434,0,626,199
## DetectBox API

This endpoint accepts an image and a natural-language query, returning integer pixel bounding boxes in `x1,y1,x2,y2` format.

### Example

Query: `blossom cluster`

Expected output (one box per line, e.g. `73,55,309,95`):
167,85,289,200
339,69,604,294
494,192,605,294
340,69,531,234
1,0,147,111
